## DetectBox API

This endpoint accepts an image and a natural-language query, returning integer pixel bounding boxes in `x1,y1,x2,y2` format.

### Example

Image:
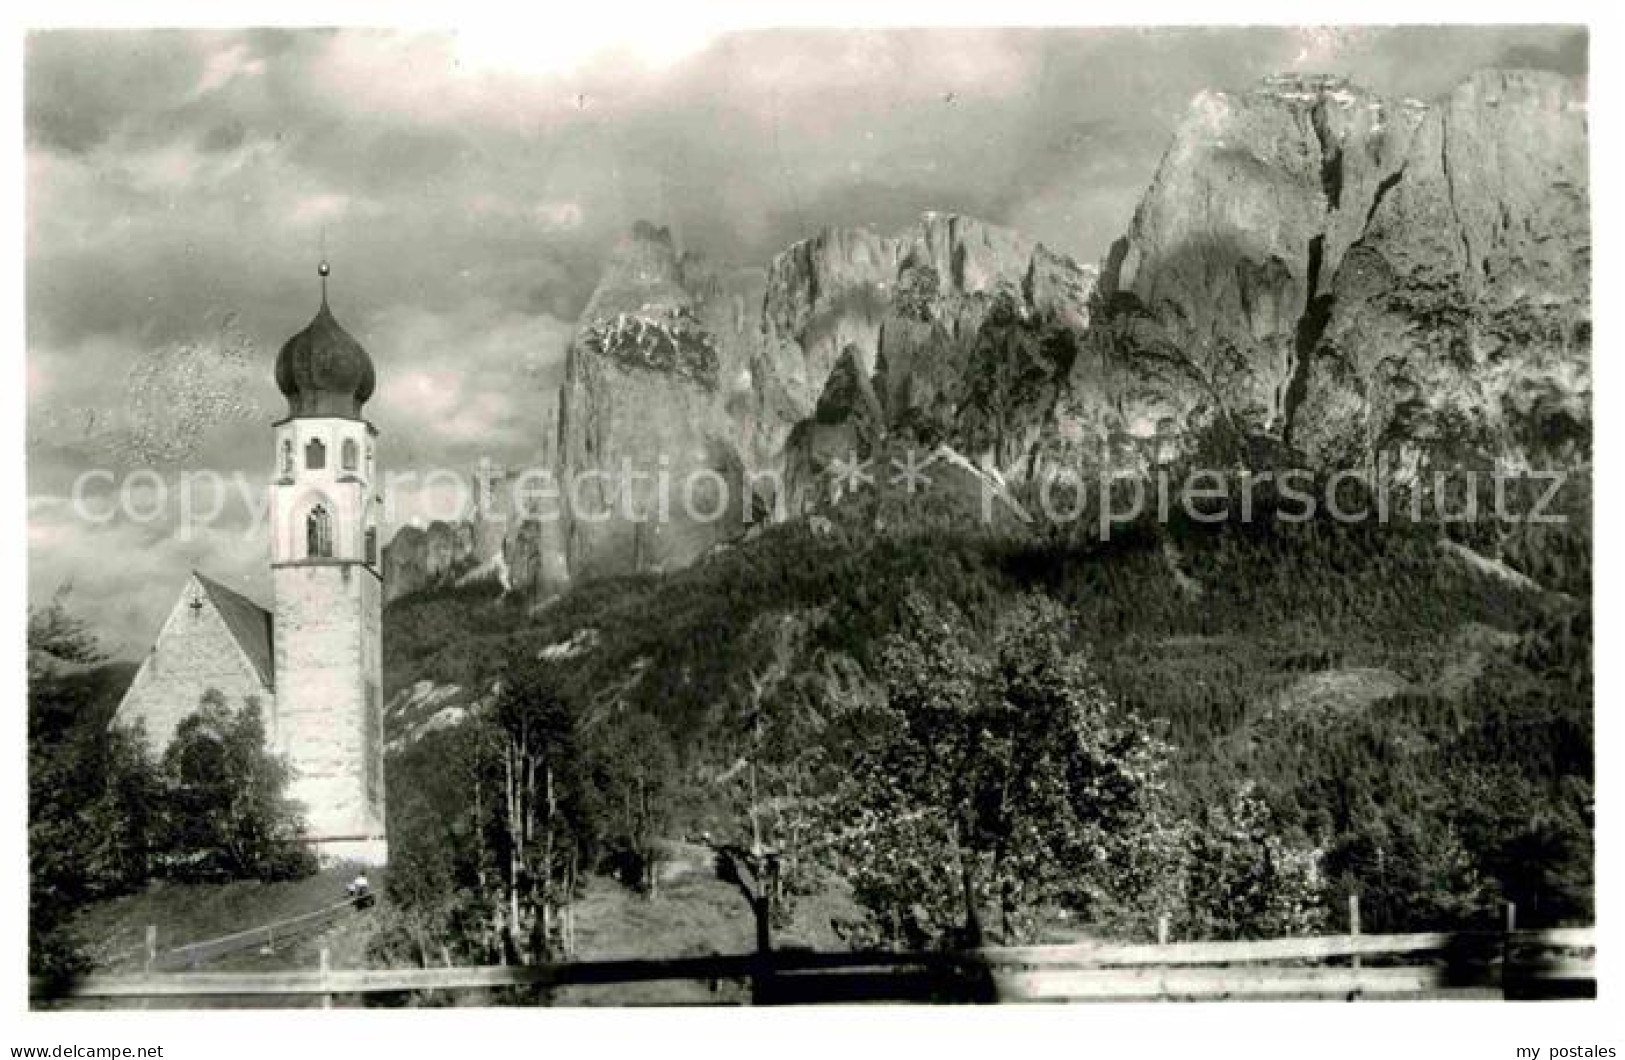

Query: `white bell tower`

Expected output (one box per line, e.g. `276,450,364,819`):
268,261,387,866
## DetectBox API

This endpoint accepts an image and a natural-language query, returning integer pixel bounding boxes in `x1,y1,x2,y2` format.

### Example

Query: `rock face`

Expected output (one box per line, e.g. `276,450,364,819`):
380,453,573,605
1067,74,1428,473
755,214,1096,507
383,68,1589,604
1069,70,1588,478
383,215,1094,598
749,226,901,481
382,520,479,602
1293,71,1590,474
556,222,760,581
382,226,762,602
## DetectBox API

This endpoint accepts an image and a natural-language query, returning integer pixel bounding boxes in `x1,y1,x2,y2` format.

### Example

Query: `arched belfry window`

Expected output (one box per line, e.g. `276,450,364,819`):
342,438,359,472
306,438,326,470
280,439,294,476
306,504,334,558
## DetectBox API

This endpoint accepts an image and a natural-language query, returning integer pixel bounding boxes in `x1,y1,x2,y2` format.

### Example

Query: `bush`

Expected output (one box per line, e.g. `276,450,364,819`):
1175,784,1328,940
159,690,316,882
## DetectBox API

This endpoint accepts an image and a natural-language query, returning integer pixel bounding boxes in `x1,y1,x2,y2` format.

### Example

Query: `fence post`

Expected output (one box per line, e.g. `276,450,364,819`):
1156,914,1169,947
320,947,333,1010
1349,895,1362,974
1503,901,1518,998
144,926,157,974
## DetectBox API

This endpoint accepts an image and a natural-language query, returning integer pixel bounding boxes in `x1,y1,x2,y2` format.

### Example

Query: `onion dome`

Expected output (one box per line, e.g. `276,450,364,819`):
275,261,376,418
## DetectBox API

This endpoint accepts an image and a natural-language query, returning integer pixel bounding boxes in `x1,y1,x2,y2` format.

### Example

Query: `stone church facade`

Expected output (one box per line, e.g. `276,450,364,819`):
114,265,389,866
113,571,276,751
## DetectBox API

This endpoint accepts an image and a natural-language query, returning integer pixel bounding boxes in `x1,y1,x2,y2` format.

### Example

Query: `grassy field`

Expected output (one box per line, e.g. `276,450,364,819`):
69,863,381,974
550,862,862,1005
61,853,863,1006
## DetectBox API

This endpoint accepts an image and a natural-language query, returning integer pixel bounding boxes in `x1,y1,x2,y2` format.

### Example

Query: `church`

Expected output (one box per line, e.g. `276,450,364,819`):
113,263,389,866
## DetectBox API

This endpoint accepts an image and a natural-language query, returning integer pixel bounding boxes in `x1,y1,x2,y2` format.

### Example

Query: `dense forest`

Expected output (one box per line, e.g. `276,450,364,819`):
374,470,1592,962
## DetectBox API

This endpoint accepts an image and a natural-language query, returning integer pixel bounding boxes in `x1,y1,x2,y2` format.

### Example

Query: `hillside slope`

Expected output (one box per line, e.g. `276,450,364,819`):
381,478,1591,935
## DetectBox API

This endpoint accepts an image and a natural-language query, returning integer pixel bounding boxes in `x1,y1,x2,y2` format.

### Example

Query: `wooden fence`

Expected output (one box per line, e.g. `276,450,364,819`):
88,897,366,974
35,925,1595,1006
150,898,363,972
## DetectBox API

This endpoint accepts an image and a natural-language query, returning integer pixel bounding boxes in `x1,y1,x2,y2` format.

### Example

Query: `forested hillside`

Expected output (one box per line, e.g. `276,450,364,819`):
377,472,1591,960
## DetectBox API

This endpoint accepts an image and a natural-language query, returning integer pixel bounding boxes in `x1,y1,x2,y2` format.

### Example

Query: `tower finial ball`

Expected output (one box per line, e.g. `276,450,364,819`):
319,260,331,277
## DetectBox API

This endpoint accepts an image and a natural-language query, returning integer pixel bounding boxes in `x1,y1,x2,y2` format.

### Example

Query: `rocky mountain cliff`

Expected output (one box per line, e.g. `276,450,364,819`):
555,222,763,582
755,213,1097,509
383,519,478,601
1053,70,1588,478
1293,71,1590,475
384,67,1589,603
1052,74,1426,475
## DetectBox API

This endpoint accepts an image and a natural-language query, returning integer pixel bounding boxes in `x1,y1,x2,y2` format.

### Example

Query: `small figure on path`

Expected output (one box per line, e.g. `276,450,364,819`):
347,871,374,909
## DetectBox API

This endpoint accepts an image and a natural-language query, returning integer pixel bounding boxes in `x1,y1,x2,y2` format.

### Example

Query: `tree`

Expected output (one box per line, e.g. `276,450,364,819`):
160,690,314,881
486,657,590,964
709,613,835,954
373,655,608,972
28,596,162,978
824,593,1172,947
28,588,103,684
595,709,676,896
1176,783,1328,940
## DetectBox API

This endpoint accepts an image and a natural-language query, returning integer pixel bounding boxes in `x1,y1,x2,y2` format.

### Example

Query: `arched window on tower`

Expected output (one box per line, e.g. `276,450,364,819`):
280,439,294,476
306,504,334,558
306,438,327,470
364,526,378,565
342,438,359,472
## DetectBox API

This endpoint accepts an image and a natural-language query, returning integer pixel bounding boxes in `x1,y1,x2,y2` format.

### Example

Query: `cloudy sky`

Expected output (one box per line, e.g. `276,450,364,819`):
25,24,1585,655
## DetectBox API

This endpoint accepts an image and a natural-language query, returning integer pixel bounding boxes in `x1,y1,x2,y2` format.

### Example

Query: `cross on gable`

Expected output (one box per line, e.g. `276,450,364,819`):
188,594,205,615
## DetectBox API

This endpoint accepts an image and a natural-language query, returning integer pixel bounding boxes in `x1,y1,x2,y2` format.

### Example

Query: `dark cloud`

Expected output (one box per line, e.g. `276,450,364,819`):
25,31,205,151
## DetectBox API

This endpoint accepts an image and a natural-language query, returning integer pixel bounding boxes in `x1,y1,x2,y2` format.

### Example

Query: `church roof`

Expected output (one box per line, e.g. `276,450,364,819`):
193,572,275,691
